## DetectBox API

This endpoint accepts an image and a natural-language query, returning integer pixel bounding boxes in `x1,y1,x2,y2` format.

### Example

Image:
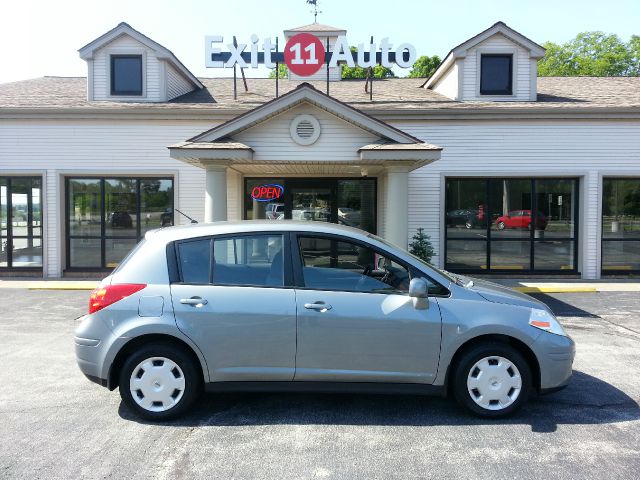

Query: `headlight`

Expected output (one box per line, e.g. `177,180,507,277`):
529,308,567,336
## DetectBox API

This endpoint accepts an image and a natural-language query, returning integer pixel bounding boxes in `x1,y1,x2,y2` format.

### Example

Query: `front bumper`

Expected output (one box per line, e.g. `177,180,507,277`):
533,331,576,391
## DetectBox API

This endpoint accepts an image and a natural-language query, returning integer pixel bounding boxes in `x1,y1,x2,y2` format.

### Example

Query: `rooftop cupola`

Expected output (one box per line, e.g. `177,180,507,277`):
283,23,346,81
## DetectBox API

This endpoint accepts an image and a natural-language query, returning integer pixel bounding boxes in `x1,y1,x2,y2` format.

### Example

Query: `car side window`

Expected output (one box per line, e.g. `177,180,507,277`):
297,236,411,294
177,238,211,284
213,234,284,287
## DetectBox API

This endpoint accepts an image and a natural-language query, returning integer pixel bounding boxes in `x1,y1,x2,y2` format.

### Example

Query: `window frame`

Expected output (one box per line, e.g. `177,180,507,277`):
0,175,44,271
171,231,294,288
601,177,640,275
479,53,514,96
444,177,580,274
110,54,144,96
291,232,449,297
65,176,174,271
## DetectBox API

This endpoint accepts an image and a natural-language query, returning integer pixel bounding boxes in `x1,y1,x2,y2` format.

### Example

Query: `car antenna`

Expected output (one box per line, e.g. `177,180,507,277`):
174,209,198,224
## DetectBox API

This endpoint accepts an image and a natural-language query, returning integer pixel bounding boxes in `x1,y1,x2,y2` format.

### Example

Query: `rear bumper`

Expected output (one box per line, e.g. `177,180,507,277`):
533,332,576,391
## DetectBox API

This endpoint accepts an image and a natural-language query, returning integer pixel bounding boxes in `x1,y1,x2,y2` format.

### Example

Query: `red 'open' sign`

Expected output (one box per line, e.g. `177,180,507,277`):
251,184,284,202
284,33,325,76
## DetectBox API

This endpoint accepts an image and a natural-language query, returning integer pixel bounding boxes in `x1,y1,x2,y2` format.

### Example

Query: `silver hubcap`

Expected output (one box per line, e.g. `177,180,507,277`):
129,357,186,412
467,356,522,411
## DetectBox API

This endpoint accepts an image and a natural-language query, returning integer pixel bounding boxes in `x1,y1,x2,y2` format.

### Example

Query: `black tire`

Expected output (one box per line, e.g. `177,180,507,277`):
451,343,531,418
119,342,201,421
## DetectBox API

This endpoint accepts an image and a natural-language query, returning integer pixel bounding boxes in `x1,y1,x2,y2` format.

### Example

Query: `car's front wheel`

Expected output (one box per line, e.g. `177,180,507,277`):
452,343,531,418
119,343,201,420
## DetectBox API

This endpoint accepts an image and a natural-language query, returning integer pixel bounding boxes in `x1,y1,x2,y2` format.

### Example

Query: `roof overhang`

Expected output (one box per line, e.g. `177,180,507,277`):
169,82,442,172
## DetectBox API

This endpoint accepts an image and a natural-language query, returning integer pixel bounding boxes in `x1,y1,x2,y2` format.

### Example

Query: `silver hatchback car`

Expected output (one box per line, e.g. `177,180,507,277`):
75,221,575,420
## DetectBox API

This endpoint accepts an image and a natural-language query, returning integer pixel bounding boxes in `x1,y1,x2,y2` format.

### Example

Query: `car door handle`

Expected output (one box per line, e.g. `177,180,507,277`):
180,297,208,307
304,302,332,312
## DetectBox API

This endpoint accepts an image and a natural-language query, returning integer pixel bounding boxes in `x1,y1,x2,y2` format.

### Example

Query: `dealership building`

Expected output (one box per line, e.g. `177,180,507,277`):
1,21,639,278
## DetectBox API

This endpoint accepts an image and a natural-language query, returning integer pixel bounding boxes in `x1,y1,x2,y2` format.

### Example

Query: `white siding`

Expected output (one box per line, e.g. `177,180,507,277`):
92,35,163,102
234,103,380,162
392,120,640,278
0,119,219,276
461,33,532,101
166,62,194,100
432,62,459,100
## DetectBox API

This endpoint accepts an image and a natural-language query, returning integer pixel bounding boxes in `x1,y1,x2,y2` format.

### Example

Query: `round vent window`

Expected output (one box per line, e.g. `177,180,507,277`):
290,114,321,146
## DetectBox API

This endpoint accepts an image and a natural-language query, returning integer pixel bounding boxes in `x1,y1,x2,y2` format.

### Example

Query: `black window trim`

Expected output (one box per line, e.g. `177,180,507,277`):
291,232,450,297
601,177,640,274
110,54,143,96
444,177,580,274
480,53,513,96
0,175,44,271
172,231,294,288
65,176,174,271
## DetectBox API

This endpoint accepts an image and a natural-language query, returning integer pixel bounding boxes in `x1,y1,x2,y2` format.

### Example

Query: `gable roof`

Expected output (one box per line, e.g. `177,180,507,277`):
423,21,546,89
78,22,203,90
188,82,422,144
284,22,346,36
451,21,545,58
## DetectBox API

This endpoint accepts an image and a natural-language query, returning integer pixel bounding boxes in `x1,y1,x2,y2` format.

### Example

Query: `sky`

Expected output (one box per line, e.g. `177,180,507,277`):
1,0,639,84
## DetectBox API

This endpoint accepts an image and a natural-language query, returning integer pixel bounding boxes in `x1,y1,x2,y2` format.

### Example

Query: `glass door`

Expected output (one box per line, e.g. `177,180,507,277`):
244,178,377,234
286,181,335,223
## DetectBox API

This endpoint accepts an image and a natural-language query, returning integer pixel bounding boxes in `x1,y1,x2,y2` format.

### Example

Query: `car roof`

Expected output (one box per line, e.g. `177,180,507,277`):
145,220,373,243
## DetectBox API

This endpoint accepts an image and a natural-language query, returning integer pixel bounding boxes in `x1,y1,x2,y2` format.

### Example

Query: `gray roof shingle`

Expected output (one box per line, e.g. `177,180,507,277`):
1,76,639,112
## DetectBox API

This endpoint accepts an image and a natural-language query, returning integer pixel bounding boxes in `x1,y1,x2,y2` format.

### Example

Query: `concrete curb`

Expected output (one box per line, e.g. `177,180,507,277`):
513,287,597,294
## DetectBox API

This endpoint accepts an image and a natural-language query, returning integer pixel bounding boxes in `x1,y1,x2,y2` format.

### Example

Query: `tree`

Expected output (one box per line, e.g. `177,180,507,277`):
538,32,636,76
408,228,435,263
341,47,394,79
268,64,288,79
407,55,441,78
629,35,640,76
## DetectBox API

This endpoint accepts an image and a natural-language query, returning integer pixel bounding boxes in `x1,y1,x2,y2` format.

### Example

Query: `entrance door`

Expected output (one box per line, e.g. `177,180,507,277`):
285,180,335,223
245,178,377,234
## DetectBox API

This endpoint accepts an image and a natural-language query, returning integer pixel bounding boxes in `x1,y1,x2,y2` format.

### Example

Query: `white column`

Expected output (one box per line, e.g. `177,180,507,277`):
384,166,410,249
204,165,228,223
581,171,601,279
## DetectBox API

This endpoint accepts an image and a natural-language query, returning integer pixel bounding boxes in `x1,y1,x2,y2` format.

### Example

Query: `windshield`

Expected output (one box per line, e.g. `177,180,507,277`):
366,233,458,283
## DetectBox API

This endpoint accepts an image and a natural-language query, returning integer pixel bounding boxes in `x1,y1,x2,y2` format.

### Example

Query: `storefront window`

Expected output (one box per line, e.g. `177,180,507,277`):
602,178,640,272
66,177,173,269
445,178,578,273
0,176,43,269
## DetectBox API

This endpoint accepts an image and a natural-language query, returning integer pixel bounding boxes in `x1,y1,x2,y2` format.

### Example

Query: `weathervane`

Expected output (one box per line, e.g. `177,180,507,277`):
306,0,321,22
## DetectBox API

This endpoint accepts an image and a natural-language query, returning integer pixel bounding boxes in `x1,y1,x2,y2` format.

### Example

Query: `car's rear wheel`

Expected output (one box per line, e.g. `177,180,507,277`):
452,343,531,418
119,343,201,420
497,221,506,230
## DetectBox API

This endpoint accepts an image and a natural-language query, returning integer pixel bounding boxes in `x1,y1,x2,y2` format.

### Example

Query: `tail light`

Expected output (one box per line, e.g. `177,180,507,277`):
89,284,146,314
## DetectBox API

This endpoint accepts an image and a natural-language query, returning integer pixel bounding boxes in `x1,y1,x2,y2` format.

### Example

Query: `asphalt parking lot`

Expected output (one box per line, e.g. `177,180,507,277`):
1,288,639,479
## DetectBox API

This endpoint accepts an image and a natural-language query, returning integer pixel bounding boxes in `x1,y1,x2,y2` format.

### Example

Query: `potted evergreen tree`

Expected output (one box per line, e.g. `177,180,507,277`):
409,228,435,263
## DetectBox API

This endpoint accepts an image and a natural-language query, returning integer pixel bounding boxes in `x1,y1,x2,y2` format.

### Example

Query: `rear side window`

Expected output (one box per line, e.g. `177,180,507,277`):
176,234,285,287
177,239,211,284
213,234,284,287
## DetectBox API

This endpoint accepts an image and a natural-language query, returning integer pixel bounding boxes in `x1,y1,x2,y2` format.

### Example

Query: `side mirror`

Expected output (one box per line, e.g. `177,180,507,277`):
409,277,428,298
